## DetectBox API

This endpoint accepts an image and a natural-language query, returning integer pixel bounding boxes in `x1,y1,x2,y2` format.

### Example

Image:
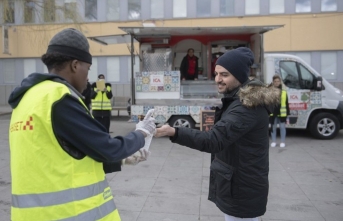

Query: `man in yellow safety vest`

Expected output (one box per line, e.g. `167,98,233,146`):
8,28,155,221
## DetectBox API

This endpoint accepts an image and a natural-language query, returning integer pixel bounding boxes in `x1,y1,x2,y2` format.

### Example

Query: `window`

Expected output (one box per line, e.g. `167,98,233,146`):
88,57,98,83
24,59,36,78
321,0,337,12
3,0,15,23
245,0,260,15
299,64,314,89
64,0,77,22
321,52,337,80
85,0,97,21
128,0,141,20
107,0,120,20
220,0,234,16
197,0,211,17
173,0,187,18
44,0,56,22
295,0,311,13
24,1,35,23
151,0,164,19
280,61,301,89
269,0,284,14
3,59,16,84
107,57,120,82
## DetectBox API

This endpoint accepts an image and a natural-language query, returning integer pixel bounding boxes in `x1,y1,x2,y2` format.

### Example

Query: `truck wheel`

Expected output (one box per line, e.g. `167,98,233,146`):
309,113,340,140
168,116,195,129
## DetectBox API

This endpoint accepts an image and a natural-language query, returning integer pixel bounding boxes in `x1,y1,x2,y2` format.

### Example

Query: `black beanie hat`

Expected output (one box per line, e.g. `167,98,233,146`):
46,28,92,64
215,47,254,84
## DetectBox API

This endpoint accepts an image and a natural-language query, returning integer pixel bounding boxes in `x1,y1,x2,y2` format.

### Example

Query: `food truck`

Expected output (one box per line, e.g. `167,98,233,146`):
89,26,343,140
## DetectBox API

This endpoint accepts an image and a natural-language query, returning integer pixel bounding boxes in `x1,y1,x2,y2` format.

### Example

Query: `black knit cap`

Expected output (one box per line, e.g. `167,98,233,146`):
46,28,92,64
215,47,254,84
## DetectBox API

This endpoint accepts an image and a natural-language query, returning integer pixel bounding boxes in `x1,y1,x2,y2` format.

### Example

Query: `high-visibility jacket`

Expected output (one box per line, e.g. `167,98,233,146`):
91,85,112,110
270,90,288,117
9,80,120,221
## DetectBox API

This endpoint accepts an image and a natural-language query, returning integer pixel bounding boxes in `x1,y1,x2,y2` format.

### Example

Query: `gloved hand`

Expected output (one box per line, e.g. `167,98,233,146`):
135,109,156,136
122,149,150,165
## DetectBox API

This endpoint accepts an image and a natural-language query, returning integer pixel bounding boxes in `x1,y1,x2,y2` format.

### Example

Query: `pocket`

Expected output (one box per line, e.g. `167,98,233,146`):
210,158,234,198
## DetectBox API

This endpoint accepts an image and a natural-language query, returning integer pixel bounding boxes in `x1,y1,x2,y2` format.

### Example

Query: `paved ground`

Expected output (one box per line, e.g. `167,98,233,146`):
1,112,343,221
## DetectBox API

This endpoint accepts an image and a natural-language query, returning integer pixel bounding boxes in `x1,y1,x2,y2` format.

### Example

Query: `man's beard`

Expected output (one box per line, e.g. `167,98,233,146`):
219,81,241,94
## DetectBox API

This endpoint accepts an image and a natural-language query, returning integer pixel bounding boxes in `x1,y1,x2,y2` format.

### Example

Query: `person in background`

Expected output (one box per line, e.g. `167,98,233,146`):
155,47,280,221
180,48,199,80
8,28,155,220
270,74,290,148
81,79,92,109
91,74,112,133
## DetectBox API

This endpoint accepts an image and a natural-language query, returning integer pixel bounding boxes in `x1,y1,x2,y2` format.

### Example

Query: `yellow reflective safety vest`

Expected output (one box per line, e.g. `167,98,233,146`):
9,80,120,221
91,85,112,110
270,90,288,117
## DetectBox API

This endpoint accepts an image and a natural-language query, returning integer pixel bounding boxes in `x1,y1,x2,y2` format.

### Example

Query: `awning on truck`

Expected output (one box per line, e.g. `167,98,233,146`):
87,25,283,45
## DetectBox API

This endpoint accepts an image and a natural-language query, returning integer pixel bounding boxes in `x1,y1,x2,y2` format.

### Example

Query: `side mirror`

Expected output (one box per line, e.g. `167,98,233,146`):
315,76,323,91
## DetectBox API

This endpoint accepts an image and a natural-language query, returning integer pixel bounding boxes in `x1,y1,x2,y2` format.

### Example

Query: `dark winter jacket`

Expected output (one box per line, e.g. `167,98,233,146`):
81,81,92,109
180,55,199,80
171,79,280,218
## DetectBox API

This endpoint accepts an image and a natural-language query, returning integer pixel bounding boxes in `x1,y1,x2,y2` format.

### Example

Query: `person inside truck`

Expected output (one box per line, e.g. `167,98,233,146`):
180,48,199,80
269,74,290,148
155,47,280,221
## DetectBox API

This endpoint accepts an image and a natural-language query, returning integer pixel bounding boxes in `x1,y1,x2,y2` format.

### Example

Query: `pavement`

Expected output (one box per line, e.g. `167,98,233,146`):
1,113,343,221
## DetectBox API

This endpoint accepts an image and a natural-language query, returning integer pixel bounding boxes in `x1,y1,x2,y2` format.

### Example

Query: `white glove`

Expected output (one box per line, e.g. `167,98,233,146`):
122,149,150,165
135,109,156,136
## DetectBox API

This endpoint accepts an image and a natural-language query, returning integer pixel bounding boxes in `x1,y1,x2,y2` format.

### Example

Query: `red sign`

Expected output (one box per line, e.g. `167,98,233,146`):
289,103,307,110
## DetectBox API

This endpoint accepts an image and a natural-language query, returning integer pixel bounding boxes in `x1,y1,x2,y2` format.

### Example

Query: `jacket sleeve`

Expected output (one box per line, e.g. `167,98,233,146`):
286,94,290,116
194,57,199,79
105,83,113,99
52,94,145,163
180,56,186,79
90,82,97,99
172,104,260,153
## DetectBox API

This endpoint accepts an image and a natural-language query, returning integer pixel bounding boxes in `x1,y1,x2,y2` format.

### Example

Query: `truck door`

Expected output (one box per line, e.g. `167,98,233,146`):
278,59,317,126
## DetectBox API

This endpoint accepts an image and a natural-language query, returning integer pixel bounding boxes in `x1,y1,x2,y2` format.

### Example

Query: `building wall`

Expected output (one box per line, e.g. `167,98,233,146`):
0,0,342,105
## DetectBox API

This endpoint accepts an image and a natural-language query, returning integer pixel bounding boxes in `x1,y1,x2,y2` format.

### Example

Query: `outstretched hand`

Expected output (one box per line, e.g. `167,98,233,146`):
154,125,175,137
135,109,156,137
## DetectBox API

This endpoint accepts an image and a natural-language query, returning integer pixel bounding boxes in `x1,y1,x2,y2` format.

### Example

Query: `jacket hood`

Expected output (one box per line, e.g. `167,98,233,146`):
238,78,280,110
8,73,66,109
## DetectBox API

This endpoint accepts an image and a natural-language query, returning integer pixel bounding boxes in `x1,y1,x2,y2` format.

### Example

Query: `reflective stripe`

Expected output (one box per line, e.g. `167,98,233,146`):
12,179,109,208
58,199,117,221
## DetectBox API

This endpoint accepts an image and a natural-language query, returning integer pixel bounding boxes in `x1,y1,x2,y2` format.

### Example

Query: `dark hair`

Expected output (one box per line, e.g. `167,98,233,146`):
272,74,281,81
187,48,194,53
98,74,105,79
41,52,75,72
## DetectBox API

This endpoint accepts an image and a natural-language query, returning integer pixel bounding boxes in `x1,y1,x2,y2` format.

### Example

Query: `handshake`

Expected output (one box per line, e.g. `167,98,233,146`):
134,109,156,137
123,109,155,166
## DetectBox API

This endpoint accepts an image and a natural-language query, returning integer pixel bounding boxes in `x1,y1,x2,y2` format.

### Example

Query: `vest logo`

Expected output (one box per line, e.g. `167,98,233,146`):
10,116,34,132
23,116,33,130
103,189,112,200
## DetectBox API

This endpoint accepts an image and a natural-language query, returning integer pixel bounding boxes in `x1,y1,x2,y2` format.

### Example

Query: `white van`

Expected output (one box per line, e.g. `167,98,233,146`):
264,54,343,139
89,26,343,139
